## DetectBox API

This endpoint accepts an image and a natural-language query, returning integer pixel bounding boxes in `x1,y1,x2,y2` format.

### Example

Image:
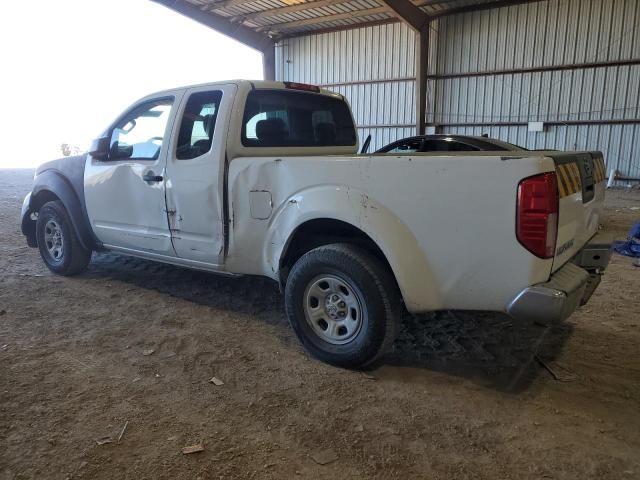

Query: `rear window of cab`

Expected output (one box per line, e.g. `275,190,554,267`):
241,90,357,148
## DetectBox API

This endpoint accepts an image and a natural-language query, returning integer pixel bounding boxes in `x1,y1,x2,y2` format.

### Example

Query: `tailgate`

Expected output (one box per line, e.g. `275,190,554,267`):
548,151,607,272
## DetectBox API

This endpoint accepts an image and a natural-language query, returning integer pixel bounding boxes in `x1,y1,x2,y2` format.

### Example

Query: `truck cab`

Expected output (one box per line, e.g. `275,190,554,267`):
79,81,356,270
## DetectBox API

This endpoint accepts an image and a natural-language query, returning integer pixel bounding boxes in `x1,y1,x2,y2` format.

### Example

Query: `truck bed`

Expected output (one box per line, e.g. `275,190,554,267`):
226,151,605,314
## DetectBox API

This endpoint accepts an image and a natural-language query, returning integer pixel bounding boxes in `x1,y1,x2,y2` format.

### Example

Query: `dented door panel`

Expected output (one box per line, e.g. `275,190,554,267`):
164,84,237,266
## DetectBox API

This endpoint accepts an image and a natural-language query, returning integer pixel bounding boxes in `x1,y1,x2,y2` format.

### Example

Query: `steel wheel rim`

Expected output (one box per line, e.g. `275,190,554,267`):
43,219,64,262
303,274,365,345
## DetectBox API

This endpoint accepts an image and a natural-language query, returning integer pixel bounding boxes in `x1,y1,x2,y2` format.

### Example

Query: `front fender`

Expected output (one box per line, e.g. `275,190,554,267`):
265,185,440,312
29,170,96,250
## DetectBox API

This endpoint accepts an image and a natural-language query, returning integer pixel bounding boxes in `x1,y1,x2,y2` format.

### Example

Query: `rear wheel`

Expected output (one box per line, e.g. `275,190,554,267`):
36,200,91,276
284,243,399,368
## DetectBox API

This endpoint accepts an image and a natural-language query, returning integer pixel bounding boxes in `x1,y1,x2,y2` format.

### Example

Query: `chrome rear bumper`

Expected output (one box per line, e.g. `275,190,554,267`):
507,234,612,324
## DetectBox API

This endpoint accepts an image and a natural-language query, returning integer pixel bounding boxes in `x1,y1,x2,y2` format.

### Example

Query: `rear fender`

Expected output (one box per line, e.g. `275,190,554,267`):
265,185,440,312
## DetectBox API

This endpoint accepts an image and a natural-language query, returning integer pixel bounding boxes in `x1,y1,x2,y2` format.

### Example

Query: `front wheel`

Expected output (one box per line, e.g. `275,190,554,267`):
284,243,399,369
36,200,91,276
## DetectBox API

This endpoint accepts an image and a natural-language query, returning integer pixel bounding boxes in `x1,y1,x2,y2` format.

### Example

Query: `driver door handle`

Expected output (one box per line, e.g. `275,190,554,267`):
143,171,163,183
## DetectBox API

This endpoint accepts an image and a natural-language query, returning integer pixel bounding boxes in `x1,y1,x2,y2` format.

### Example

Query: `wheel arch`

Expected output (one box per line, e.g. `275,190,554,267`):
28,171,96,251
278,218,397,288
266,185,440,312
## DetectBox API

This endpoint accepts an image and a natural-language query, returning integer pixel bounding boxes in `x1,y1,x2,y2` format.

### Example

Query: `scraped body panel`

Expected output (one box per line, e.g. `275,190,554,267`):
226,152,560,313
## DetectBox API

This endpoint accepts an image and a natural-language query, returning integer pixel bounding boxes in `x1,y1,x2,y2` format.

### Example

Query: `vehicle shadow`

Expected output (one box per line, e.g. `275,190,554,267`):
87,253,572,394
387,310,573,394
87,252,288,326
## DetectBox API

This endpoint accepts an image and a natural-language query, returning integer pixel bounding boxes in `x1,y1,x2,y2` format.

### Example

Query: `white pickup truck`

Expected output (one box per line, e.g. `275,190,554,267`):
22,80,611,368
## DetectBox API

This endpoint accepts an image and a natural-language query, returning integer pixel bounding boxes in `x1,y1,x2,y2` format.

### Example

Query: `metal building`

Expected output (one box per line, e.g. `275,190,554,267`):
154,0,640,180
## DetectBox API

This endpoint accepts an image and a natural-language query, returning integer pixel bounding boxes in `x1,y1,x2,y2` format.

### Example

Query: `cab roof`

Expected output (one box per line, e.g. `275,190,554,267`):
146,80,341,100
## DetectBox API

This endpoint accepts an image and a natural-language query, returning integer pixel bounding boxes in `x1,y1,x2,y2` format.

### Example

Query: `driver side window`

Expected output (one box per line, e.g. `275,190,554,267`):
110,99,173,161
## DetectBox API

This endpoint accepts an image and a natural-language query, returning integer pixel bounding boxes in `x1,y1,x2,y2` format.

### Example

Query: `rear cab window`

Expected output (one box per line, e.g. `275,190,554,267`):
241,90,356,148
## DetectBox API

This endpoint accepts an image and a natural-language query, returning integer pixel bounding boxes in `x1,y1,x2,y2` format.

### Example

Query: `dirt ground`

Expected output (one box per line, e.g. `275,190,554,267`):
1,168,639,480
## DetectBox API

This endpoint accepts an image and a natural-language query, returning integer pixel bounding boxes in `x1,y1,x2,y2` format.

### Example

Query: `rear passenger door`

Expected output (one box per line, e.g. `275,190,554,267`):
164,84,237,267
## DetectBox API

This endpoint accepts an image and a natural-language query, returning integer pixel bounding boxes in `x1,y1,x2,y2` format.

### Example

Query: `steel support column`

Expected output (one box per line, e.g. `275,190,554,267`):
379,0,431,136
416,28,429,135
262,43,276,81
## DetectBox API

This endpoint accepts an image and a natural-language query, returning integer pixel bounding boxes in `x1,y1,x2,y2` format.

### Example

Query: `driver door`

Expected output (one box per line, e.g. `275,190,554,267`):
84,94,182,256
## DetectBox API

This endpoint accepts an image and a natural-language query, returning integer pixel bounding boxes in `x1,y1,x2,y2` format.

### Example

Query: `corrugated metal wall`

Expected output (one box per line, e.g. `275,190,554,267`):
435,0,640,180
275,22,418,150
276,0,640,178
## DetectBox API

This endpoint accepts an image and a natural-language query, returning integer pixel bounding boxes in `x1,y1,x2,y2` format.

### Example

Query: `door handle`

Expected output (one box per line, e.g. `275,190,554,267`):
143,171,163,183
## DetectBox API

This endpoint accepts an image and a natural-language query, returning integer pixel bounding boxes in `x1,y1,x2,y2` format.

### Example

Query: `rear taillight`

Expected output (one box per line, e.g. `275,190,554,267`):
516,172,559,258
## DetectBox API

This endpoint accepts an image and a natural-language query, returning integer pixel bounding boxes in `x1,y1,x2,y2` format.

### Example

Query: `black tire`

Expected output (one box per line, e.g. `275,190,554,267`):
284,243,399,369
36,200,91,276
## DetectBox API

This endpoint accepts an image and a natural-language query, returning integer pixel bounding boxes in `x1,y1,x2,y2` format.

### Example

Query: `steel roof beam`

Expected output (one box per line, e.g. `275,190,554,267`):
277,18,400,39
216,0,461,19
157,1,541,38
379,0,430,32
206,0,254,10
255,6,390,33
233,0,359,22
151,0,274,51
430,0,544,17
231,0,473,24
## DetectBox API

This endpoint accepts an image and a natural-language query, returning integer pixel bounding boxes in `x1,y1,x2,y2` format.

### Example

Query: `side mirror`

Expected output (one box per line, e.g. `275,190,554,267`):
89,136,110,160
